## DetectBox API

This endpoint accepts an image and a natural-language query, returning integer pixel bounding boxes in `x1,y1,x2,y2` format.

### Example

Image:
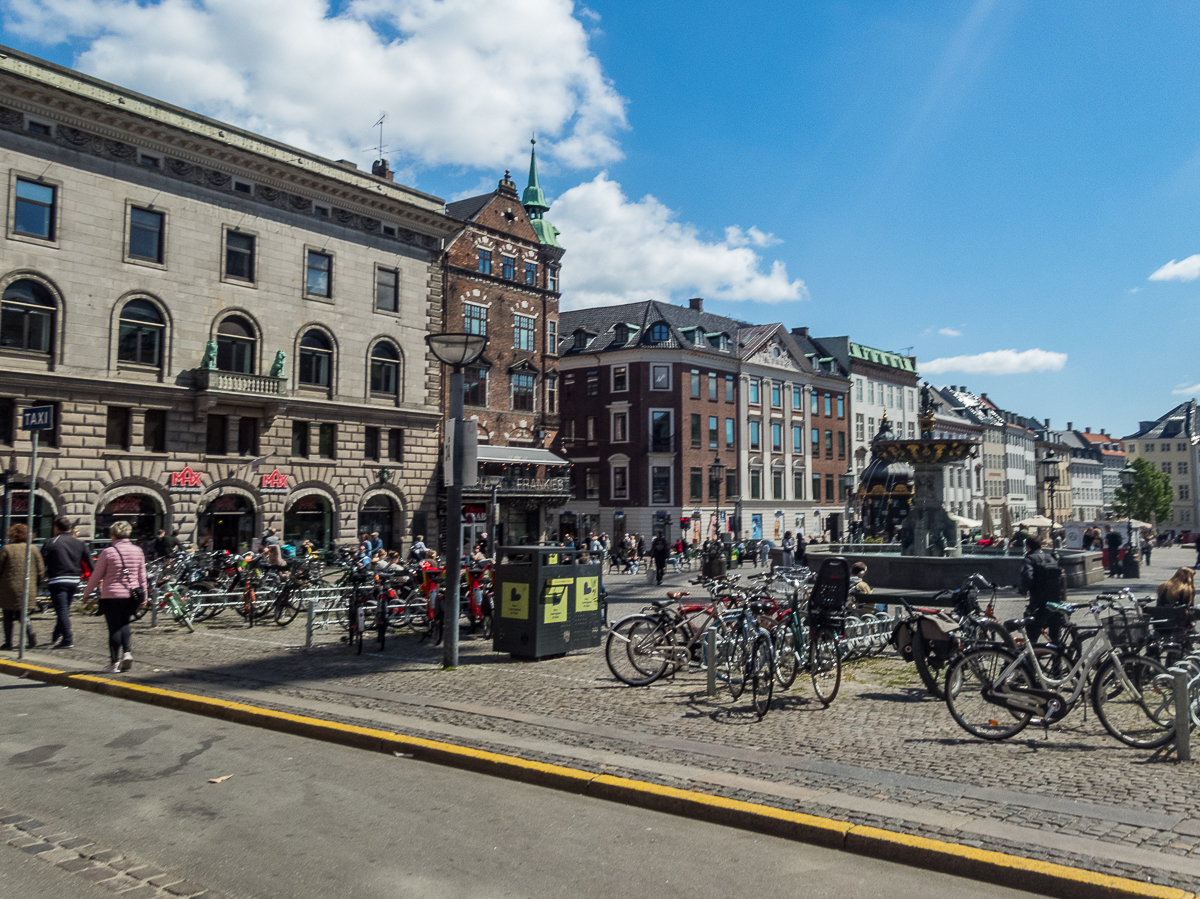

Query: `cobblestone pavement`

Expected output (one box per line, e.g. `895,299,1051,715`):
10,546,1200,893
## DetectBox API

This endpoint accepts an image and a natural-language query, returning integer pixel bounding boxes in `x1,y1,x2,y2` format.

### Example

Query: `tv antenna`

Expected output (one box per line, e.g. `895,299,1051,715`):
368,113,388,161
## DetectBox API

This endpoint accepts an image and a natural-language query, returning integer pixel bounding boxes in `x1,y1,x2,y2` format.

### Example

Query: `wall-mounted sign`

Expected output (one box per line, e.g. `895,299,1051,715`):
168,466,203,492
260,469,289,495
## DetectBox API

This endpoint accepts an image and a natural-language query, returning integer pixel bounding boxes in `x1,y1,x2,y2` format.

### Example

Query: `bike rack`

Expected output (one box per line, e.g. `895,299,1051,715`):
1156,650,1200,761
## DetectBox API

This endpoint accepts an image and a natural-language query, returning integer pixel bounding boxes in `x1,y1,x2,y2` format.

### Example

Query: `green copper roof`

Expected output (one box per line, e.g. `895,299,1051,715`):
531,218,561,248
848,341,918,373
522,138,550,216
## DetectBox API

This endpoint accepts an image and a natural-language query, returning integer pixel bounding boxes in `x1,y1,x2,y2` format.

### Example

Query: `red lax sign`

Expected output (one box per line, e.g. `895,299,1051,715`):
261,469,289,491
168,466,203,489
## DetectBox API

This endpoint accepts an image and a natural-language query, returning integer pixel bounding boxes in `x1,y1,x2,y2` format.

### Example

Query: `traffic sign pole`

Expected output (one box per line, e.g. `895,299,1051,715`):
18,429,37,660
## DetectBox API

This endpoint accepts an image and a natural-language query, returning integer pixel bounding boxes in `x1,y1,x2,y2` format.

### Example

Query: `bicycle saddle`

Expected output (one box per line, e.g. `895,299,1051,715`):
665,590,689,599
749,601,773,615
650,599,675,609
1002,616,1034,632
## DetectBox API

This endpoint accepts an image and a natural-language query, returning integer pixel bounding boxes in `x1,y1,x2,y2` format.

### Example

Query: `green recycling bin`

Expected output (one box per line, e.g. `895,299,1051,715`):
492,546,602,659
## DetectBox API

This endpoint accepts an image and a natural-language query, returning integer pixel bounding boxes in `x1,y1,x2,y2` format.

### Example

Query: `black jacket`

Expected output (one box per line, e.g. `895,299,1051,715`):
41,533,88,584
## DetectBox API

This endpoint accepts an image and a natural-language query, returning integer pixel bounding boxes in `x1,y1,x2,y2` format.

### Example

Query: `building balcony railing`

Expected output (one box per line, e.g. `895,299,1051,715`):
193,369,288,396
649,438,674,453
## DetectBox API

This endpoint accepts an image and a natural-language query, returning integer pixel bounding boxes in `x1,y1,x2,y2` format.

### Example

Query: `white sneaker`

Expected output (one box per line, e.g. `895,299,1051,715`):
110,663,122,674
120,653,132,672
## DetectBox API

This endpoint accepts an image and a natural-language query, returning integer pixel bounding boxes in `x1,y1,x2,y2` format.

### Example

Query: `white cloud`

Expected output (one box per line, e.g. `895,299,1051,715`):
4,0,627,169
1150,255,1200,282
723,225,781,248
938,327,963,337
921,348,1067,376
1173,383,1200,396
551,173,807,309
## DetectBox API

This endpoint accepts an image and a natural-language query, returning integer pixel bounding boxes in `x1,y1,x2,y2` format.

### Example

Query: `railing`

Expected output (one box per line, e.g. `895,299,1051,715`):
194,369,288,396
649,438,674,452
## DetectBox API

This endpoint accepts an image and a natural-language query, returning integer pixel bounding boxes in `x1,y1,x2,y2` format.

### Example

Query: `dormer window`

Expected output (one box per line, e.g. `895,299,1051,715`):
573,330,592,349
649,322,669,342
613,323,629,345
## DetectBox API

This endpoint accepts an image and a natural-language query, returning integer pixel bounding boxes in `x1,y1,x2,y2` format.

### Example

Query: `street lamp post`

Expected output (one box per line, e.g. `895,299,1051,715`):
426,332,488,669
708,454,726,573
1119,461,1137,561
1040,449,1060,531
839,465,856,544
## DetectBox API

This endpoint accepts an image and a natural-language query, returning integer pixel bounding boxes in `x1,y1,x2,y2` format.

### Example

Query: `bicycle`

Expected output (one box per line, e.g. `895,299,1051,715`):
944,598,1175,748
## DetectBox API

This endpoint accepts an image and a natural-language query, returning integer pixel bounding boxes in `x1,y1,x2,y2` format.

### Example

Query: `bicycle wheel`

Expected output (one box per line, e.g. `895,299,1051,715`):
725,627,751,700
274,585,302,625
945,647,1032,741
1092,655,1175,749
911,625,947,699
605,615,672,686
772,625,798,689
810,626,841,705
750,633,774,718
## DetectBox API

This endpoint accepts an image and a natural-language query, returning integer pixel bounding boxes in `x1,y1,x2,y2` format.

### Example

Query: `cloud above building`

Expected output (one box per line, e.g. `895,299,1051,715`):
938,326,963,336
921,348,1067,375
1149,254,1200,282
551,173,807,309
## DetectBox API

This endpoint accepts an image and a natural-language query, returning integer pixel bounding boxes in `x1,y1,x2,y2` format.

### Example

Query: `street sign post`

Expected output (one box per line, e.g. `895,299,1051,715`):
18,405,53,660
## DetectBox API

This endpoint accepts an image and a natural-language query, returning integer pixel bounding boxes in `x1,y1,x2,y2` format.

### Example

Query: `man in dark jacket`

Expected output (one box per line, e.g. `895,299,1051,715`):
1105,526,1123,577
42,516,88,648
1019,536,1065,644
650,533,669,585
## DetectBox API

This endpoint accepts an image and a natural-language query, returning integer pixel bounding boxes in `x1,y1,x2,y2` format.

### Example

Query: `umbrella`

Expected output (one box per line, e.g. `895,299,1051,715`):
1000,504,1013,539
981,508,995,539
949,513,982,528
1016,515,1053,529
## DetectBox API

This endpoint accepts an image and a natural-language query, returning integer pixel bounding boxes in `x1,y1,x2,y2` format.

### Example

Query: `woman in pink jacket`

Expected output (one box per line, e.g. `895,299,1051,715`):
80,521,148,673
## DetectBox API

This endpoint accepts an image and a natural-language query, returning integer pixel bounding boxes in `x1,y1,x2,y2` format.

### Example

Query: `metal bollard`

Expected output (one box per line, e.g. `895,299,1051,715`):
1173,667,1191,761
305,597,316,650
706,627,717,696
150,594,157,628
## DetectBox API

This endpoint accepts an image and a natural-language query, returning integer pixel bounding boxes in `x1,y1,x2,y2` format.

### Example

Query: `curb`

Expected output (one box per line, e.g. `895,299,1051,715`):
3,658,1192,899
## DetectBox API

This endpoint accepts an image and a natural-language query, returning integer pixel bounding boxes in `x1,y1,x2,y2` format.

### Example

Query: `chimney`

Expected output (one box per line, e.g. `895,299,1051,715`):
1101,429,1107,436
688,297,704,312
1044,418,1050,428
1067,422,1073,430
951,386,958,392
981,393,988,400
792,327,809,338
1085,427,1091,434
371,158,394,181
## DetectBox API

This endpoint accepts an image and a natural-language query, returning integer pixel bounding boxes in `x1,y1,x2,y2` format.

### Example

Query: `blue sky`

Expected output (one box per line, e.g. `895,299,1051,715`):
3,1,1197,436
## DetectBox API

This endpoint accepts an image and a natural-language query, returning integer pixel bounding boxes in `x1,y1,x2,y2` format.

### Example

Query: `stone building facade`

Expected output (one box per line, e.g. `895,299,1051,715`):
1124,403,1198,533
0,48,456,550
440,146,567,549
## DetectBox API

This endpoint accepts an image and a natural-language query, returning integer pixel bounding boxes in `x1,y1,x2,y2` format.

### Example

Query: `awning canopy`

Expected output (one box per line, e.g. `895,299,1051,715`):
949,513,982,528
476,445,570,466
1016,515,1054,528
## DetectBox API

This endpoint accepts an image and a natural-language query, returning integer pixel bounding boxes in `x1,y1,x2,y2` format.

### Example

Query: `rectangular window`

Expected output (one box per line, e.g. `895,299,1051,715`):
726,472,737,498
855,378,863,401
838,431,846,459
812,428,820,457
318,423,336,459
837,395,844,418
824,393,832,417
463,367,487,406
291,420,309,457
750,469,762,500
792,384,801,410
907,421,915,438
772,471,783,500
855,414,865,441
586,371,598,396
908,390,915,411
651,411,672,451
613,466,628,499
651,466,671,504
612,365,628,391
105,407,131,451
477,249,492,274
867,381,875,404
502,255,515,280
691,369,701,397
1162,442,1171,453
709,468,720,500
651,365,670,390
771,381,781,407
387,428,403,462
306,250,332,297
826,473,835,502
811,391,819,415
586,415,596,441
548,266,559,291
750,420,761,450
749,379,760,404
206,414,227,455
1144,443,1153,452
1181,462,1190,475
586,469,599,499
365,426,380,461
465,303,487,336
1163,462,1172,474
514,314,535,351
143,409,167,453
238,417,259,456
793,425,802,452
1181,443,1190,453
129,207,164,262
375,268,399,312
564,419,576,441
825,430,833,458
725,375,734,403
14,178,55,240
525,262,537,285
812,473,822,502
691,413,702,448
771,422,782,453
690,467,702,500
613,411,628,442
794,470,804,500
512,373,535,411
225,231,255,282
0,398,13,445
709,415,718,448
546,375,557,413
709,372,718,400
725,418,734,448
886,384,894,407
546,319,557,354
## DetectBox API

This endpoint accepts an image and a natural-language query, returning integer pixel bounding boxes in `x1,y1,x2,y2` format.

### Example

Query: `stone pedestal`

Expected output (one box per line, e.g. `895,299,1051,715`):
901,463,958,557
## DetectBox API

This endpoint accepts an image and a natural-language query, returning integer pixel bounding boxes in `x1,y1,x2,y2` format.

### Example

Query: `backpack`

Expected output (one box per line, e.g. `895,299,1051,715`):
1028,552,1065,607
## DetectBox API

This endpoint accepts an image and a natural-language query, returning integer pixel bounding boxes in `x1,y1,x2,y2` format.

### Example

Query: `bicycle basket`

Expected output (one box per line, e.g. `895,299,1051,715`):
1103,614,1151,649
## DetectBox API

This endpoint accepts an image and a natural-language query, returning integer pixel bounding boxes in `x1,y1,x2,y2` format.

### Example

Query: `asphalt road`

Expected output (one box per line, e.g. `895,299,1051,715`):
1,679,1036,899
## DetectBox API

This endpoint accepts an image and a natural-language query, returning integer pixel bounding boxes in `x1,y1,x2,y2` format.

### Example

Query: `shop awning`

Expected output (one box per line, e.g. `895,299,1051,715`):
476,445,571,466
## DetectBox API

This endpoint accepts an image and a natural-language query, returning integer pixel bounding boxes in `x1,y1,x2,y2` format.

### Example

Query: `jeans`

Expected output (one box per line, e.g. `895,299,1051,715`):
49,582,76,645
102,601,133,664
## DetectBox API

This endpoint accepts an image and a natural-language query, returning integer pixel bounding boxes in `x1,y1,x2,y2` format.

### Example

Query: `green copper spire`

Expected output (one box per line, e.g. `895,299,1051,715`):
522,137,550,217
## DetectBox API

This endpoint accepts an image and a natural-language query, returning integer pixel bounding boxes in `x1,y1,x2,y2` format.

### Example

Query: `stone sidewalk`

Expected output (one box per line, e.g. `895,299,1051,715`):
8,546,1200,893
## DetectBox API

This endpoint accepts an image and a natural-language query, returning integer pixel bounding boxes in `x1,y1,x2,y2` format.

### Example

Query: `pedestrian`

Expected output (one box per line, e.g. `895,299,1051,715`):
1156,567,1195,609
850,562,874,614
80,521,148,673
42,516,88,649
780,531,795,568
1105,525,1123,577
408,534,427,563
650,533,669,585
1142,535,1153,566
0,523,42,650
636,534,646,559
1018,535,1065,644
758,538,773,569
153,528,171,559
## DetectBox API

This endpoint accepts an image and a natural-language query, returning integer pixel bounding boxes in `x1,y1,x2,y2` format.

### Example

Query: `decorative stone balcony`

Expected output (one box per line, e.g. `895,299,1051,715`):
193,369,288,396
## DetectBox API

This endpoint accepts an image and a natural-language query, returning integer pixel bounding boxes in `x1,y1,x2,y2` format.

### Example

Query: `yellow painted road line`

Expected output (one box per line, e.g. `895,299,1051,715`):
1,659,1192,899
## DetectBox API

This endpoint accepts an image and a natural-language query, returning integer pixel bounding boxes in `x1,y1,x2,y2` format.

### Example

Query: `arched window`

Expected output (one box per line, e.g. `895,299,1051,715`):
298,330,332,387
649,322,669,342
118,298,165,366
216,315,256,373
1,279,54,353
370,342,400,396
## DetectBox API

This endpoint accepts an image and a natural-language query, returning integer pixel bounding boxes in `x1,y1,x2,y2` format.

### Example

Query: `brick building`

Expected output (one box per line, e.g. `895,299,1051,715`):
0,47,455,550
440,144,567,549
